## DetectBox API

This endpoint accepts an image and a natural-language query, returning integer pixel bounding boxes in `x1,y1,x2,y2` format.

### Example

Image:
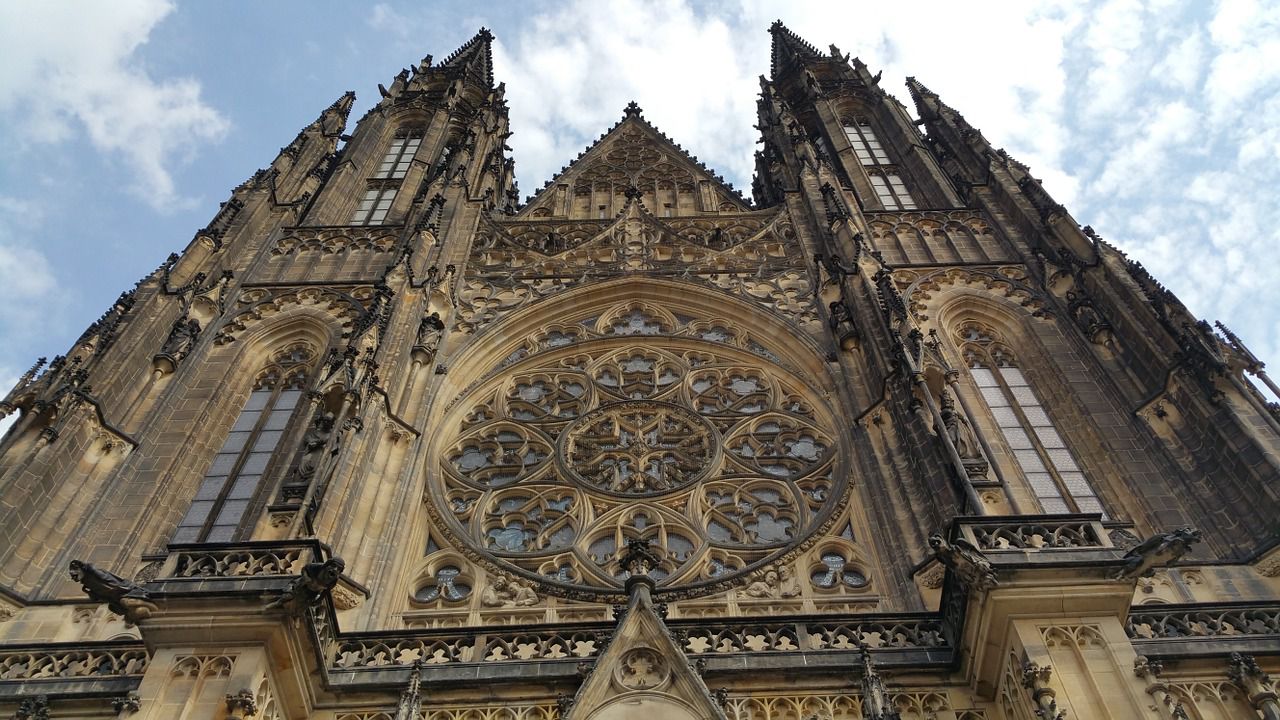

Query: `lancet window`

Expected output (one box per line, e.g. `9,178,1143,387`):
843,121,890,165
373,131,423,179
173,345,315,543
868,171,917,210
350,127,423,224
957,323,1104,516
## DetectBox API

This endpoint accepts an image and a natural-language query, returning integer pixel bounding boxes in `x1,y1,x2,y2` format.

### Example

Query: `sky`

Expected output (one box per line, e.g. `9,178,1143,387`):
1,0,1278,422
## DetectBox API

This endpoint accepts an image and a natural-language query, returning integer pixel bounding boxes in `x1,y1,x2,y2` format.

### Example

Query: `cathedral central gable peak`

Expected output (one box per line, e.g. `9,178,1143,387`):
517,103,751,219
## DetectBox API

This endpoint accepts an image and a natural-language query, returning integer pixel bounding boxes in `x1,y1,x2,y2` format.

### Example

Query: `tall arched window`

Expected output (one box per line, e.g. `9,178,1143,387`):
351,126,424,225
956,322,1105,516
173,344,316,543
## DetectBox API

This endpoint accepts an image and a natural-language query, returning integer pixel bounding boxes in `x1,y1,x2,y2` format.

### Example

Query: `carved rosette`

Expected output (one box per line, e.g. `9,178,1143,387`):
426,298,846,599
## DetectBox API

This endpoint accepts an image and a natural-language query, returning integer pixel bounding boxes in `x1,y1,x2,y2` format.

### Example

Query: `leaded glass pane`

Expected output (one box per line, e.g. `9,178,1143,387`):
1034,426,1066,449
980,386,1009,407
194,477,227,501
180,500,215,526
1003,427,1033,450
970,368,998,387
990,405,1020,427
1040,497,1070,514
1014,449,1048,473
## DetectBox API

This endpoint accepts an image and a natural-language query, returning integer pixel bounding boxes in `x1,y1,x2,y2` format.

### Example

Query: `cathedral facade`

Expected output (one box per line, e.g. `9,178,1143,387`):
1,23,1278,720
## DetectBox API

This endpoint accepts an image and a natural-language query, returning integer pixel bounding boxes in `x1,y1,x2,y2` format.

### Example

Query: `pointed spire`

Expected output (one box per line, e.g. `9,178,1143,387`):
769,20,821,77
393,661,423,720
440,27,494,87
905,76,941,122
318,91,356,137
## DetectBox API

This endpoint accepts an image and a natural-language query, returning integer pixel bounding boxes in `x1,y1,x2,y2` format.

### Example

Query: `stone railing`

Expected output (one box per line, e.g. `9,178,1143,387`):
0,642,148,682
1126,603,1280,641
321,615,948,671
158,540,323,581
956,515,1111,551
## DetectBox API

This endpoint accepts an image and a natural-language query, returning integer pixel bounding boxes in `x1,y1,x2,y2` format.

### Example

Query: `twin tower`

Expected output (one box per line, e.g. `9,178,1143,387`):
0,23,1278,720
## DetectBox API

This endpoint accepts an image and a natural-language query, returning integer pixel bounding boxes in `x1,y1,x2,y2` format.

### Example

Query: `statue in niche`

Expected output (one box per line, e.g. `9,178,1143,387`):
159,316,201,363
414,313,445,360
939,390,981,461
295,412,336,483
481,575,540,608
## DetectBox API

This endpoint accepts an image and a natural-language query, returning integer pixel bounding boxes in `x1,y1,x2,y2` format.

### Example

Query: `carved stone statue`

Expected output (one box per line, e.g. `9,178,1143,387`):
414,313,445,358
738,564,801,599
1112,527,1201,580
776,564,802,599
928,534,998,592
295,412,336,483
160,317,201,363
68,560,158,625
940,390,982,461
266,557,345,615
481,575,540,607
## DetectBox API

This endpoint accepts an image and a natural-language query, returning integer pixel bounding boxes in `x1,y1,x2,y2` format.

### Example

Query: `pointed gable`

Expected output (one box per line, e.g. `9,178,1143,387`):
518,102,751,220
564,541,728,720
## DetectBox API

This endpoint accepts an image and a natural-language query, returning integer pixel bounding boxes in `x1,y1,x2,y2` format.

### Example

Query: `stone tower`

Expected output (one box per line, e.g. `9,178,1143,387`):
1,23,1278,720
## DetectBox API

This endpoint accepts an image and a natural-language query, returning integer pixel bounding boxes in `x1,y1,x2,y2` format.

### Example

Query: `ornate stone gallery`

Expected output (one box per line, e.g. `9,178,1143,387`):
1,21,1278,720
432,298,842,595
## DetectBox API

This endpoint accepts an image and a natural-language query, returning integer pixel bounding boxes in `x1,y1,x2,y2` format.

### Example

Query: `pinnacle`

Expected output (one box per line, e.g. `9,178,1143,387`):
768,20,821,78
623,101,643,119
440,27,495,87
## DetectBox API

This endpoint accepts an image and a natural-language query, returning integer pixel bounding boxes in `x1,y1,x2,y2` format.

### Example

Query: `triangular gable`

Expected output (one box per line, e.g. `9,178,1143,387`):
564,542,728,720
518,103,751,218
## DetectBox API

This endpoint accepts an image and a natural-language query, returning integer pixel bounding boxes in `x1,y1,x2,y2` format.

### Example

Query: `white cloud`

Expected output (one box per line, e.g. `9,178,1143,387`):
484,0,1278,382
0,194,61,380
0,0,229,210
493,0,758,199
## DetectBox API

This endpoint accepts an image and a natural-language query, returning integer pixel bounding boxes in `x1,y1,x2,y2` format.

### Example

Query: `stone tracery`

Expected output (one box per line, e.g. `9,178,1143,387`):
428,297,844,596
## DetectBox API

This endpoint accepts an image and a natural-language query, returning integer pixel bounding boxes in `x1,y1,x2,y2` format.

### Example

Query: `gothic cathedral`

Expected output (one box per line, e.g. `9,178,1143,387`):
1,23,1278,720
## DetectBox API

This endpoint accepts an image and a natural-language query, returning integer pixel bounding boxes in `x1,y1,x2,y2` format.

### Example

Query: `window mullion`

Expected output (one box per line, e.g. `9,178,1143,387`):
198,385,282,541
990,366,1080,514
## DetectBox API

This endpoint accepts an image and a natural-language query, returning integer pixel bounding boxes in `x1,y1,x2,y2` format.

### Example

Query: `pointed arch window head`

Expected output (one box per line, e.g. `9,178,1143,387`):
373,129,424,180
843,121,890,165
868,172,916,211
173,344,316,544
958,322,1105,517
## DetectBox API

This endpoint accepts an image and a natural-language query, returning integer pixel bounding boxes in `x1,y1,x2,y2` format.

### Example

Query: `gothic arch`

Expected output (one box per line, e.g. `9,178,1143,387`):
421,277,854,601
919,288,1140,522
445,276,837,396
213,285,372,346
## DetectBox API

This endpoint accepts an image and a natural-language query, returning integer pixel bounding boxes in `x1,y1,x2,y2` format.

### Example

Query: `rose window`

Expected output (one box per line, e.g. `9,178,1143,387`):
430,306,845,597
565,402,713,495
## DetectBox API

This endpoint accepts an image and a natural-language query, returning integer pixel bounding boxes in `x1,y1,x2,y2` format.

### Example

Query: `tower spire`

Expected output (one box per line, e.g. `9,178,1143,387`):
440,27,495,87
769,20,821,77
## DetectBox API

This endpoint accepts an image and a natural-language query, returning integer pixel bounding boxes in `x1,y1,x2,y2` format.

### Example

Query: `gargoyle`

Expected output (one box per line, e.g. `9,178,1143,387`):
929,534,998,592
265,557,345,615
68,560,157,625
1111,527,1201,580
